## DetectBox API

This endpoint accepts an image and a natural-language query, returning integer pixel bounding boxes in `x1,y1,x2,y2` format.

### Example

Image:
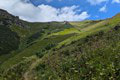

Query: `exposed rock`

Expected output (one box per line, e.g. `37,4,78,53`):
0,9,26,28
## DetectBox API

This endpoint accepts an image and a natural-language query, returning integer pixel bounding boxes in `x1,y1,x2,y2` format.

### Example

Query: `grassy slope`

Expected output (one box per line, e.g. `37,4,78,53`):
30,15,120,80
0,14,120,80
0,21,74,71
56,16,120,48
39,28,120,80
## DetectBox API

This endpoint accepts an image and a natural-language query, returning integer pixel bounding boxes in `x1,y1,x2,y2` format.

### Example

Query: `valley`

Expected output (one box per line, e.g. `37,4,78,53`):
0,9,120,80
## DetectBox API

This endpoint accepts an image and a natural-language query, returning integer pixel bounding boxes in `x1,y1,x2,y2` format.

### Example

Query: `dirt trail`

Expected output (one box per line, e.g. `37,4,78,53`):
23,59,40,80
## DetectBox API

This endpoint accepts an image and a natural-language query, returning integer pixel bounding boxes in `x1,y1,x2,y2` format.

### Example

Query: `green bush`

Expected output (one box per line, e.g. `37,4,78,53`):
36,51,44,58
0,25,20,55
45,43,56,50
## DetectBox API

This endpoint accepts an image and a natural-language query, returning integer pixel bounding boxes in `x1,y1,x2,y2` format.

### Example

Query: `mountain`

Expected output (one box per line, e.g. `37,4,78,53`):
0,9,120,80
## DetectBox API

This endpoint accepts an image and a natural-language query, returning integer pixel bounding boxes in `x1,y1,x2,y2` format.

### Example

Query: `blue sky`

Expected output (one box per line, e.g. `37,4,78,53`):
0,0,120,22
30,0,120,20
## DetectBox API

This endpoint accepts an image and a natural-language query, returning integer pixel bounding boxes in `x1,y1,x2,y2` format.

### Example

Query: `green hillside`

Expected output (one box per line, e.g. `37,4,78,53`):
0,9,120,80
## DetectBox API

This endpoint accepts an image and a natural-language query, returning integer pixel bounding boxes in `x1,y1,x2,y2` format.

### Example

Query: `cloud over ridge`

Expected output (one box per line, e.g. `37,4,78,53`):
0,0,90,22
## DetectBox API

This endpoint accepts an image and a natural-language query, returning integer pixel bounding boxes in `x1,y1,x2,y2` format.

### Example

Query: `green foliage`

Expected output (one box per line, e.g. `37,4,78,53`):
36,50,45,58
34,26,120,80
1,56,36,80
45,43,56,50
27,31,44,44
0,25,20,55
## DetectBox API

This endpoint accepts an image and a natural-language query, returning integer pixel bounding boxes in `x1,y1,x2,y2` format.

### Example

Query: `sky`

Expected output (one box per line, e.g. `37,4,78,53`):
0,0,120,22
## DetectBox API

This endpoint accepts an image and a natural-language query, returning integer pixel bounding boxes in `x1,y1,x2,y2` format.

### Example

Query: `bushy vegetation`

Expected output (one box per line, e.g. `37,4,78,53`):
0,57,37,80
34,25,120,80
0,25,20,55
27,31,44,44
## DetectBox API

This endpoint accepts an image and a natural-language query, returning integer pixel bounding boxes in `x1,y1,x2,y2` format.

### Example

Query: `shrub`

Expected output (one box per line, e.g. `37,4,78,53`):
114,24,120,30
45,43,56,50
0,25,20,55
36,51,44,58
27,31,43,44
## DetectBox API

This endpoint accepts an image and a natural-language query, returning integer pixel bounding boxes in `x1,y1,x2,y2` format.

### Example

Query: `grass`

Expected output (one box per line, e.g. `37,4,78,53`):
0,21,73,70
0,33,75,70
70,20,101,30
33,25,120,80
56,18,120,48
10,25,30,38
47,28,80,37
56,21,106,48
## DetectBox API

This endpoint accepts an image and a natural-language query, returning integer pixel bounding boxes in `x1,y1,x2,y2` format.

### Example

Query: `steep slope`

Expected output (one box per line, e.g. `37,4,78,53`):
0,9,74,72
0,25,20,55
0,9,22,55
35,25,120,80
0,9,26,56
0,9,120,80
22,16,120,80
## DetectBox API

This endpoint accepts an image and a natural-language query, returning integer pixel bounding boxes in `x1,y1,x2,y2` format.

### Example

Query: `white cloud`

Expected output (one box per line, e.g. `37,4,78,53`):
99,5,107,12
112,0,120,3
87,0,108,5
0,0,90,22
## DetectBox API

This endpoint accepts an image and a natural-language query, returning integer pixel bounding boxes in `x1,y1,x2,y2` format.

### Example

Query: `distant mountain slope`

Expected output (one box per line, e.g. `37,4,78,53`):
0,9,74,71
0,9,22,55
0,9,120,80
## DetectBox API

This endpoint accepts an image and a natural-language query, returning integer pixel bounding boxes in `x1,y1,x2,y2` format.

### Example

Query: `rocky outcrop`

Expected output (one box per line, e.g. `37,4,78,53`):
0,9,26,28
